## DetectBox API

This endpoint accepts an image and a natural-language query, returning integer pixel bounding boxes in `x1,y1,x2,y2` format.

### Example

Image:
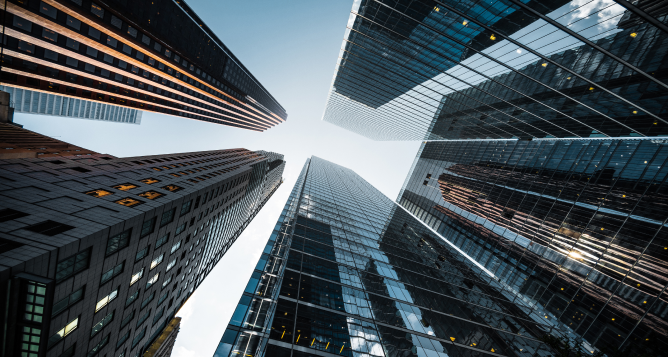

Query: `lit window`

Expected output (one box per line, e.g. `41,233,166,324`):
130,268,144,286
113,183,138,191
146,273,159,289
150,254,164,270
140,178,160,184
48,317,78,348
490,34,496,40
162,184,183,192
139,191,164,200
161,276,172,289
95,289,118,312
170,241,181,254
115,197,143,207
630,32,637,38
85,189,113,198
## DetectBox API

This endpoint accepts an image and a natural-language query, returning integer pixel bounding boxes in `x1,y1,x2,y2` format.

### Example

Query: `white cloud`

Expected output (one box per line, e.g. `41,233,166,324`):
567,0,625,31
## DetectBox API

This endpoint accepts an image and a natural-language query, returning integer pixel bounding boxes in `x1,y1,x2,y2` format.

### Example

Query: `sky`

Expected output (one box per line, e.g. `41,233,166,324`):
11,1,420,356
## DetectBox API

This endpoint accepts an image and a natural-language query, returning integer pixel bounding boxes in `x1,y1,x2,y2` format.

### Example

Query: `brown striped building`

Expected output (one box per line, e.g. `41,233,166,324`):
0,0,287,131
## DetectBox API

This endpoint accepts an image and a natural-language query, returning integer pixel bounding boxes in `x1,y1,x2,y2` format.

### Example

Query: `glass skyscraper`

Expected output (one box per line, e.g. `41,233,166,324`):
1,0,286,130
398,139,668,355
1,86,142,124
323,0,668,141
210,157,591,357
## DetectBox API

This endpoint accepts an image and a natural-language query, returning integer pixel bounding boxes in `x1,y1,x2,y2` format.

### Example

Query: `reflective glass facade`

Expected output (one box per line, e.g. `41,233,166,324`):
1,85,142,124
1,0,286,130
323,0,668,141
211,157,587,357
398,138,668,354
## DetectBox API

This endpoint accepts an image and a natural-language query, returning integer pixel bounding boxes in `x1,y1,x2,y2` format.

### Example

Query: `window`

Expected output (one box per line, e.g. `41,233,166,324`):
42,28,58,42
40,1,57,18
23,281,47,324
140,291,155,309
152,307,164,325
150,254,164,270
130,268,144,286
155,234,169,248
135,246,149,262
170,241,181,255
131,327,146,348
140,217,156,238
95,288,118,312
0,208,29,222
87,334,109,357
90,311,114,337
113,183,138,191
52,286,85,316
48,317,78,348
120,310,135,328
90,3,104,18
100,261,124,285
127,26,137,38
114,197,143,207
111,15,122,28
116,329,130,349
160,208,176,227
146,273,159,289
12,16,32,32
136,309,151,328
157,291,169,306
161,275,172,289
106,229,131,256
26,220,74,236
174,223,186,235
56,249,91,283
66,15,81,31
125,290,139,307
166,259,176,272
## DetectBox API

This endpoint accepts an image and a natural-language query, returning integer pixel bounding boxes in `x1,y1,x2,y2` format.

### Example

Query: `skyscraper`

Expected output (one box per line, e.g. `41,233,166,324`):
1,86,142,124
212,157,582,357
323,0,668,141
398,139,668,354
0,126,285,357
1,0,286,131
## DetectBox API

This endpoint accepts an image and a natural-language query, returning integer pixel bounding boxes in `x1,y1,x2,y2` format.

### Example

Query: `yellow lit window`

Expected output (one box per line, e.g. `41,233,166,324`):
115,197,143,207
170,173,180,177
138,191,164,200
86,189,113,198
161,185,183,192
630,32,637,38
462,21,468,26
433,6,439,11
140,178,160,184
178,171,189,175
161,166,170,170
113,183,138,191
153,167,162,171
490,34,496,40
542,63,547,67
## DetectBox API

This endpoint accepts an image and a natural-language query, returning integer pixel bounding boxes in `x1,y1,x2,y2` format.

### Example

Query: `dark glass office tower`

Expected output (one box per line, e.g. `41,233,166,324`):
1,0,286,131
323,0,668,141
398,139,668,355
0,127,285,357
210,156,586,357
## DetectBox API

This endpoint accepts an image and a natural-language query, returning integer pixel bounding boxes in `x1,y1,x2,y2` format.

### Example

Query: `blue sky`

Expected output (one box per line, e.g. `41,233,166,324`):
13,1,420,356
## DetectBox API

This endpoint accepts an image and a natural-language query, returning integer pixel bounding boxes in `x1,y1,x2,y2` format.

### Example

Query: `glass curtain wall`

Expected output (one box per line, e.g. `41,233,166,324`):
212,157,580,357
398,138,668,354
323,0,668,141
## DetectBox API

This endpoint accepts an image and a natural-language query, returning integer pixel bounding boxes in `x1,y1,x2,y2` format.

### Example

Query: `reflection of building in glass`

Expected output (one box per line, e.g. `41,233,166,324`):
0,128,284,357
399,139,668,353
323,0,668,141
213,157,579,357
430,16,668,139
1,86,142,124
1,0,286,130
